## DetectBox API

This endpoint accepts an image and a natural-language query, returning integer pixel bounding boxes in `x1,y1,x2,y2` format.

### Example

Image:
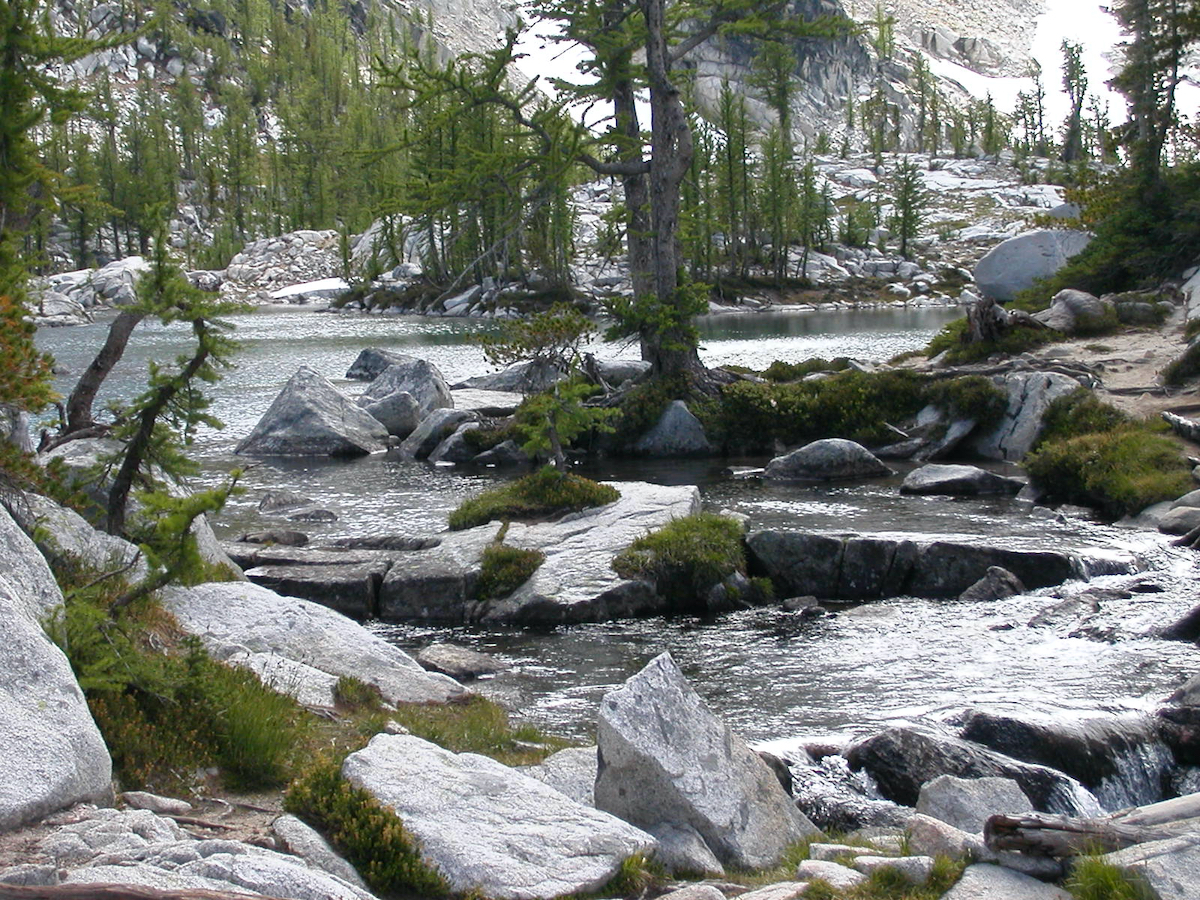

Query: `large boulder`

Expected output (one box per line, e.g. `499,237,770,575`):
915,775,1032,833
764,439,892,482
1104,835,1200,900
633,401,712,457
399,408,478,459
342,734,656,900
594,653,818,870
160,581,464,707
900,464,1024,497
345,348,415,381
521,747,599,808
0,506,112,831
967,372,1083,462
236,367,389,456
356,358,453,429
846,726,1104,816
455,359,565,393
973,230,1092,302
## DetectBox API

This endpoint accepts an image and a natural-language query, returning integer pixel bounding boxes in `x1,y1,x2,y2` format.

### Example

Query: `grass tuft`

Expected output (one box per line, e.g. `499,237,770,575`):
1066,855,1154,900
448,466,619,531
475,542,545,600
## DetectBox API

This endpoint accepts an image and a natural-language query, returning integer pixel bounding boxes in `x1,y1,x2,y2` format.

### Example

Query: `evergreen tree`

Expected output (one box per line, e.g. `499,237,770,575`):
1060,39,1088,162
888,157,926,259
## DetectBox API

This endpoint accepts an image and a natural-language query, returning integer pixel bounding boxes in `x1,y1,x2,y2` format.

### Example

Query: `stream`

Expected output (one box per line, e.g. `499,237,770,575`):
36,303,1200,757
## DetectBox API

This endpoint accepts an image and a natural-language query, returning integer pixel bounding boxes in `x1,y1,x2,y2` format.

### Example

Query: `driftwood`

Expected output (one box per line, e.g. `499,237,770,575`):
1164,411,1200,444
0,886,275,900
985,793,1200,857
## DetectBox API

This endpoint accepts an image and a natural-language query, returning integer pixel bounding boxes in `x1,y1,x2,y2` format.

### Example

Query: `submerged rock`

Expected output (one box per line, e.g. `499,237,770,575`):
900,464,1024,497
765,438,892,481
595,653,817,870
416,642,508,679
236,367,389,456
342,734,656,900
959,566,1026,602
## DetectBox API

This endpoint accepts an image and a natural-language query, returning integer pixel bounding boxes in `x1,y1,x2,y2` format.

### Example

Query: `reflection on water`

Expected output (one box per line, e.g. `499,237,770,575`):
35,303,1200,743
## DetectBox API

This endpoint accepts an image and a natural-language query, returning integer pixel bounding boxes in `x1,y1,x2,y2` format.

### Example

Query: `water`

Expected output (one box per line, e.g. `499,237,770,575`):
35,304,1200,753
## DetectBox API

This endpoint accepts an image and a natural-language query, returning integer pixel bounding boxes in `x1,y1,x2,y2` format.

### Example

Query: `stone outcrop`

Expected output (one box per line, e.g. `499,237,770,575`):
1034,289,1115,335
345,347,415,381
160,580,464,707
355,358,454,436
595,653,817,870
521,747,599,808
220,230,343,304
1104,835,1200,900
342,734,656,900
900,464,1024,497
633,401,712,457
973,230,1092,302
968,371,1084,461
940,863,1072,900
747,530,1083,602
764,439,892,481
0,505,113,832
236,366,389,456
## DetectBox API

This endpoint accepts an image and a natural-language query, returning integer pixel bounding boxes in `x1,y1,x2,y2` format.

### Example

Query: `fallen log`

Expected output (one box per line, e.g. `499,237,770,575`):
0,887,276,900
1164,411,1200,444
985,792,1200,857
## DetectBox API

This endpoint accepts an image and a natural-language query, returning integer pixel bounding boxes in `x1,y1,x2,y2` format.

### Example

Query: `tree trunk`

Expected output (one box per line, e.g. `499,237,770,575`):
639,0,704,380
64,309,145,434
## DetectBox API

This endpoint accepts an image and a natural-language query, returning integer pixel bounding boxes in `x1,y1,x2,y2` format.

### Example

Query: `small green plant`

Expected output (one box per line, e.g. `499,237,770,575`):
1066,855,1154,900
612,513,747,609
1185,318,1200,340
388,695,569,766
923,375,1007,426
1084,343,1114,353
1035,389,1130,447
601,853,667,896
448,465,619,530
333,675,385,712
475,542,545,601
285,758,450,898
1163,342,1200,385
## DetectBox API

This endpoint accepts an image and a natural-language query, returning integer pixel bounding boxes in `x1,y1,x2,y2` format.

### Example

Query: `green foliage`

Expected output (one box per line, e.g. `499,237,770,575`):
333,676,385,713
1026,426,1191,518
761,357,851,382
386,695,567,766
1035,389,1130,447
888,157,927,259
475,542,545,601
448,465,620,530
923,376,1008,426
1067,855,1154,900
285,758,450,898
1163,342,1200,386
49,566,305,793
925,317,1056,364
601,853,667,896
611,512,747,609
514,381,619,465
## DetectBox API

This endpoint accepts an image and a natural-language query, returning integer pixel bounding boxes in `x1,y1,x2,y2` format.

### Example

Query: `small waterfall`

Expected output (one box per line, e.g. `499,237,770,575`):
1096,739,1178,811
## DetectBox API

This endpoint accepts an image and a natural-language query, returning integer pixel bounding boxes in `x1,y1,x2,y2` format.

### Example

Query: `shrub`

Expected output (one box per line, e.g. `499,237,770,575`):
1072,305,1121,337
475,542,545,600
1026,427,1191,518
923,375,1007,426
448,465,619,530
612,513,746,609
925,316,1056,364
761,357,851,382
1066,855,1154,900
1036,389,1130,448
1163,342,1200,386
285,758,449,898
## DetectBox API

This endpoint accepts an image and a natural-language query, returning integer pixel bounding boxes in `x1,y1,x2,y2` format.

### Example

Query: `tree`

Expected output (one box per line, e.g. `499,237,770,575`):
888,156,926,259
1060,39,1088,162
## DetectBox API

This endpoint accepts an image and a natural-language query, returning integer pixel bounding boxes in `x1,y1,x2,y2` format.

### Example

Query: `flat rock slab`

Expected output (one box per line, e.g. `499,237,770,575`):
160,581,464,706
342,734,656,900
417,642,508,679
595,653,817,870
940,863,1072,899
1105,834,1200,900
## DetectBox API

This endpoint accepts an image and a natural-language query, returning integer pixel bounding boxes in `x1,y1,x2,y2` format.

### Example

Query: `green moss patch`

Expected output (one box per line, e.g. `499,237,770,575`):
612,512,748,609
475,542,545,601
448,466,620,530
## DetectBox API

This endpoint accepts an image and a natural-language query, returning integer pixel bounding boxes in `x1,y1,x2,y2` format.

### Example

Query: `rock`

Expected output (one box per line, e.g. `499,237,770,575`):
160,581,464,706
474,439,531,467
746,531,1079,602
973,230,1092,302
594,653,817,870
0,506,113,831
1104,834,1200,900
632,400,711,457
846,726,1104,816
850,855,934,884
1034,289,1115,334
596,359,651,386
956,709,1172,810
946,864,1073,899
905,813,984,859
345,348,415,380
733,883,809,900
399,408,478,459
521,747,598,808
1158,506,1200,535
969,372,1083,462
900,464,1024,497
656,884,727,900
764,439,892,481
915,775,1032,833
7,491,145,582
455,359,565,393
356,358,453,422
377,552,474,622
272,813,367,889
808,842,869,861
233,531,309,548
358,389,421,438
258,490,313,513
236,367,389,456
220,230,343,305
1168,674,1200,706
647,823,726,876
429,423,483,463
342,734,656,899
121,792,193,815
794,860,865,889
416,642,508,679
243,560,387,619
959,567,1026,602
